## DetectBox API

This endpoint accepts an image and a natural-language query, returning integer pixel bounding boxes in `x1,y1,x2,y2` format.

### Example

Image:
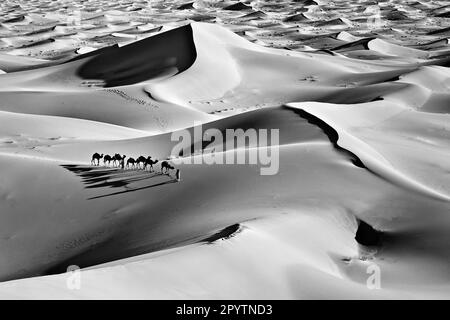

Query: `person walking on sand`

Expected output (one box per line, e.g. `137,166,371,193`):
120,156,126,169
175,169,181,182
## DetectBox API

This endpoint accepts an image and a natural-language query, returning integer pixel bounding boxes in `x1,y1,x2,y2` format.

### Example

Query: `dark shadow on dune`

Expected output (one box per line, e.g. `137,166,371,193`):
177,2,195,10
314,49,336,56
383,9,410,21
60,164,177,199
436,11,450,18
2,15,25,23
24,25,56,36
61,164,95,173
412,38,449,51
85,174,159,189
144,88,165,103
427,26,450,36
331,38,375,52
287,107,366,168
422,55,450,68
76,24,197,87
88,179,177,200
224,2,252,10
355,219,383,246
283,13,309,22
62,165,128,188
370,96,385,102
202,224,241,243
20,38,56,49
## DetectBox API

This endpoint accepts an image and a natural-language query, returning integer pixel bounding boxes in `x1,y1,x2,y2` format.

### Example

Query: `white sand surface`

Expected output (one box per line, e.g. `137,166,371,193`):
0,0,449,299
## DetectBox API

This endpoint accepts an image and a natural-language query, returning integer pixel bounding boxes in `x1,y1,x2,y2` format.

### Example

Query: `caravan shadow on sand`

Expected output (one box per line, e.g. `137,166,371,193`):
88,180,177,200
61,164,177,199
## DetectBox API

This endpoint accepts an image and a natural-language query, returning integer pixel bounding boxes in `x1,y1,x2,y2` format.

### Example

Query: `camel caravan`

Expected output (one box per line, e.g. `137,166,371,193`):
91,153,180,181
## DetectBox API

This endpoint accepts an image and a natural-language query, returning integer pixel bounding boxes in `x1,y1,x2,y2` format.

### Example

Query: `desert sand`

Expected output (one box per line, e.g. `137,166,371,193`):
0,0,449,299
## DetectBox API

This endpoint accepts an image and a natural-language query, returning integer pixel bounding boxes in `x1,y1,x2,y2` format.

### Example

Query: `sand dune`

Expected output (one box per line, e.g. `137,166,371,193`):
0,0,449,299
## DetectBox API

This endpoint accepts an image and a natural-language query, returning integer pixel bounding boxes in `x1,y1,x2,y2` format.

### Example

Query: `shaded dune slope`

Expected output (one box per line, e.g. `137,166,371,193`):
77,24,197,87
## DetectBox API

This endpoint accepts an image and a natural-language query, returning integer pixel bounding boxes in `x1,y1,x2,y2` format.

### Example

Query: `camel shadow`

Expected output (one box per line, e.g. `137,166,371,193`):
61,164,177,199
88,180,177,200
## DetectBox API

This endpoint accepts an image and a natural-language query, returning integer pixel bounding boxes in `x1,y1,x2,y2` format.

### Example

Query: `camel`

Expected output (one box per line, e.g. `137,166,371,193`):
136,156,147,169
160,161,175,174
126,157,136,169
144,157,158,172
91,153,103,166
113,154,125,167
103,154,113,166
120,155,126,169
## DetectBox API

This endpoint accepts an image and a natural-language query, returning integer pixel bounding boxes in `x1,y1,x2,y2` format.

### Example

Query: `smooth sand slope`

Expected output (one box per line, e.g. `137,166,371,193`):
0,0,449,299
